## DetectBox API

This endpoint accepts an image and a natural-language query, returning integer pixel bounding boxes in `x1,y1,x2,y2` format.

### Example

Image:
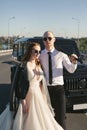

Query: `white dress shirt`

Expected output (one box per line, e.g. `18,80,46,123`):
40,48,77,86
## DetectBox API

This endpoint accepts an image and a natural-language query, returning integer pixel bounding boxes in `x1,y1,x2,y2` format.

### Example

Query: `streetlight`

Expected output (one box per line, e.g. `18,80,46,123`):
72,17,80,48
8,16,15,49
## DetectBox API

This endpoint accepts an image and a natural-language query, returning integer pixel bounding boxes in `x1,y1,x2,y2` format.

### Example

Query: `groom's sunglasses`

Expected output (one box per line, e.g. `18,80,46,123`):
32,49,41,54
43,37,53,41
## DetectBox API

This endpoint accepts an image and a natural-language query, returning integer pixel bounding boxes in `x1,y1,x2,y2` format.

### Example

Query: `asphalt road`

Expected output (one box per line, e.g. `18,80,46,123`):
0,54,12,113
0,54,87,130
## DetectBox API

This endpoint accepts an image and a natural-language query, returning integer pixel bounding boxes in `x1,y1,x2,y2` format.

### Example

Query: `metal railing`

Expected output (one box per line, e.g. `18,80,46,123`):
0,49,13,56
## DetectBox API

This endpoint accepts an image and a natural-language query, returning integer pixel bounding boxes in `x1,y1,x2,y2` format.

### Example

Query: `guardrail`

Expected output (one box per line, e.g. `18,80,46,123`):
0,49,13,56
80,50,87,54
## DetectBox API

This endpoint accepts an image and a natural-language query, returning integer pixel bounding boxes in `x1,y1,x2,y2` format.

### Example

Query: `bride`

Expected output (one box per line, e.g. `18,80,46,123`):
0,42,64,130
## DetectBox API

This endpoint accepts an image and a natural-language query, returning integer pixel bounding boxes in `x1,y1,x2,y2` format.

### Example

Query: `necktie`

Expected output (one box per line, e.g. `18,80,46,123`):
48,52,52,84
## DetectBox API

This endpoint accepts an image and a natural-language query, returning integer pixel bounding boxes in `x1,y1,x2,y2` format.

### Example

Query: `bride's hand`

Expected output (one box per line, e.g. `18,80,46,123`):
22,99,28,113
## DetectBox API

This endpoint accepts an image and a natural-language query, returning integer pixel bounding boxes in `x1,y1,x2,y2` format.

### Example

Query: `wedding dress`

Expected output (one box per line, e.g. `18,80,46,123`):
0,62,64,130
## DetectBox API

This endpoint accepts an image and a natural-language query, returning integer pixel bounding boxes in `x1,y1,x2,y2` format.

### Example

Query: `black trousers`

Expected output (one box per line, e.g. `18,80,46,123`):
48,85,66,130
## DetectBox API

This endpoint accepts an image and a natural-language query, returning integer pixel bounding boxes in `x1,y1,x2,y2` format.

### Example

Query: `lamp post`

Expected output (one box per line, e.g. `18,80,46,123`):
8,16,15,49
72,17,80,48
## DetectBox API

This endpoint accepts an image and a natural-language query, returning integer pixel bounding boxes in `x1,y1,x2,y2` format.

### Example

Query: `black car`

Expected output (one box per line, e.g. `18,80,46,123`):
10,37,87,114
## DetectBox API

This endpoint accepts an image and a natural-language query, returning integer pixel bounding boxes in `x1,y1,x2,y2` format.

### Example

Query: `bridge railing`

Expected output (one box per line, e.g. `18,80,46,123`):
80,50,87,54
0,49,13,56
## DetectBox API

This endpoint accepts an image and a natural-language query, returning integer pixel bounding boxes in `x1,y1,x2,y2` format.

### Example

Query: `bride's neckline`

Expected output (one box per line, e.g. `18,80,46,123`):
28,61,36,70
28,61,40,80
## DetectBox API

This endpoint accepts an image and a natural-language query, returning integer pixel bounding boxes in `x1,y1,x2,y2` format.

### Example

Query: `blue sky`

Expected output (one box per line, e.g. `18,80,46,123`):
0,0,87,38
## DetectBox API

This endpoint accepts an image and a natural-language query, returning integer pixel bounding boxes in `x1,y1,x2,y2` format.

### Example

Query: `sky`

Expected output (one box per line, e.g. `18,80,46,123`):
0,0,87,38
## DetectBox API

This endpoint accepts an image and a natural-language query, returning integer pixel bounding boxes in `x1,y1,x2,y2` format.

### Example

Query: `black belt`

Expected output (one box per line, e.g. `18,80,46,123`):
47,85,64,89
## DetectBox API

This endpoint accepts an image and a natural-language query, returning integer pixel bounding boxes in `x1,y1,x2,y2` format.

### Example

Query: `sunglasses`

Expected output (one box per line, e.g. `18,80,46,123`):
32,49,41,54
43,37,53,41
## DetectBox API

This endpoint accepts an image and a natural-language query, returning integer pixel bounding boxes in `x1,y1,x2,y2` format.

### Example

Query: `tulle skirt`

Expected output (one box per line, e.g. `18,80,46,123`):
0,78,64,130
0,105,13,130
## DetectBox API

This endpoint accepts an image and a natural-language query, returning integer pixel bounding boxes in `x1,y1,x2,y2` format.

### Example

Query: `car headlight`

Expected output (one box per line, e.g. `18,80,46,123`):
79,78,87,89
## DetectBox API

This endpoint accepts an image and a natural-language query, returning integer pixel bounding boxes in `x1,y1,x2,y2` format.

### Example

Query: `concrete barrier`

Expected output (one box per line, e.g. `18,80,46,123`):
0,49,13,56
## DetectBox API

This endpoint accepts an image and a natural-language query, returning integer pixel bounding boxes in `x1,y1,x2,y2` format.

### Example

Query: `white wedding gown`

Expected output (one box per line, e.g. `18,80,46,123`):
0,62,64,130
